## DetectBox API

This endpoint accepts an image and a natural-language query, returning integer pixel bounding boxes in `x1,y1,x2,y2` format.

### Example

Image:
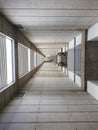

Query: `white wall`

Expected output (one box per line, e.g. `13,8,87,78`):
45,56,51,62
76,34,82,46
75,74,81,87
68,71,74,81
88,23,98,41
69,39,74,49
87,81,98,100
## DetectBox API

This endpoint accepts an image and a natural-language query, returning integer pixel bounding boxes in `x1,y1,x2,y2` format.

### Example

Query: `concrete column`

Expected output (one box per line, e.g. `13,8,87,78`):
81,30,87,91
66,44,68,76
55,50,58,67
15,40,19,91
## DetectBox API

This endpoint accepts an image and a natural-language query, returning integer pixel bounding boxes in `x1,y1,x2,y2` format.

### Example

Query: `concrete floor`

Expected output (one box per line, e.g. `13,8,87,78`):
0,63,98,130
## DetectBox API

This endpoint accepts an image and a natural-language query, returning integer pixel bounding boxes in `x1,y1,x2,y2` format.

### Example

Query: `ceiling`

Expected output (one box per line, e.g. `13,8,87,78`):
0,0,98,56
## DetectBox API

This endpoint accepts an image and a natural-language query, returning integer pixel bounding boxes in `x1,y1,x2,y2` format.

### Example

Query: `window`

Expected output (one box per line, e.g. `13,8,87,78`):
28,49,30,72
0,33,15,89
6,38,13,84
18,43,28,77
30,50,34,70
34,52,37,67
37,53,40,65
36,53,44,66
18,43,44,78
18,44,38,77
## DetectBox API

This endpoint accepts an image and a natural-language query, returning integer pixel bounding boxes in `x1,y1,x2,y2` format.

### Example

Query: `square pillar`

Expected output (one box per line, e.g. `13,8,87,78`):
81,30,87,91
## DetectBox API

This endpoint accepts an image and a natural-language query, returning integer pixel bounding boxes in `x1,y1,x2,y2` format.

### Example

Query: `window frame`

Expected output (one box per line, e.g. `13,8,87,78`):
0,32,15,91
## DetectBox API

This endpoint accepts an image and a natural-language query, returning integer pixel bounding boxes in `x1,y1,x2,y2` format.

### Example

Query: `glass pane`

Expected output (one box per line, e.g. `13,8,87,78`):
6,38,13,84
28,49,30,71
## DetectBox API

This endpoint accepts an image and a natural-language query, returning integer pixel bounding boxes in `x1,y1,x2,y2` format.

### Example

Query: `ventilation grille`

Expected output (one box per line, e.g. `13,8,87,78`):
14,24,25,30
16,91,25,97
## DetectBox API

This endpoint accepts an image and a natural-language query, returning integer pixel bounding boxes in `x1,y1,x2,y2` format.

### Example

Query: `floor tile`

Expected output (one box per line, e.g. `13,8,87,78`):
5,123,36,130
0,63,98,130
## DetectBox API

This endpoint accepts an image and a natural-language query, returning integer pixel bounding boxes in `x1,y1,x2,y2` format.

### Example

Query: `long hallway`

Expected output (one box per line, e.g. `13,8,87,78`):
0,63,98,130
